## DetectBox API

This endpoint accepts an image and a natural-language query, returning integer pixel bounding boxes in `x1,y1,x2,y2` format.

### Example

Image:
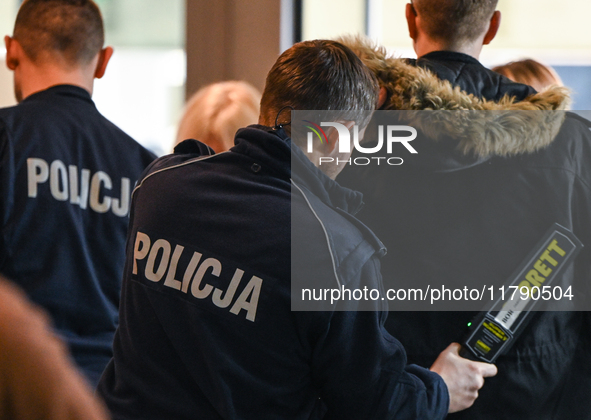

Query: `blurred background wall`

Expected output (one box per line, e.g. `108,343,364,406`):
1,0,589,155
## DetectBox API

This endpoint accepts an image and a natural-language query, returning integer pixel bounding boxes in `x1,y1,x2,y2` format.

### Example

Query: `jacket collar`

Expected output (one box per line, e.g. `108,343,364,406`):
419,50,482,66
22,84,94,105
339,36,572,159
233,125,364,215
290,140,364,216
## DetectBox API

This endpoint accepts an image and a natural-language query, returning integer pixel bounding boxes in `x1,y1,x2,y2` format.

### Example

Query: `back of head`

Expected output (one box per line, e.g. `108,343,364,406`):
413,0,498,46
260,39,378,137
176,81,261,153
13,0,104,67
492,59,563,92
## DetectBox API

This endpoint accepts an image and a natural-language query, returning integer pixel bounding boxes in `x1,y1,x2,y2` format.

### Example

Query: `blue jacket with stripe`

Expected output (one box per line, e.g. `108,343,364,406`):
98,125,448,419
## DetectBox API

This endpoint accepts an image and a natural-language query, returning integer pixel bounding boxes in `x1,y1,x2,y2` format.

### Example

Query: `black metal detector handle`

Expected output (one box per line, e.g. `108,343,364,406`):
459,345,479,361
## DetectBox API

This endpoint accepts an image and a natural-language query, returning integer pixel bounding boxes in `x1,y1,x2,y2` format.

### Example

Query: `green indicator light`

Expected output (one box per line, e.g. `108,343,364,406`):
467,322,472,327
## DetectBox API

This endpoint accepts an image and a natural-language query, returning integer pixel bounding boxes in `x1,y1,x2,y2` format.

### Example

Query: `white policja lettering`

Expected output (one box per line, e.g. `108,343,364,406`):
27,158,131,216
132,231,263,322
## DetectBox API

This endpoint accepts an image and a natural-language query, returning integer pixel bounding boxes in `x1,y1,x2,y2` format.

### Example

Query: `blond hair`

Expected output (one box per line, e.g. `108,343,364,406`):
176,81,261,153
492,59,563,92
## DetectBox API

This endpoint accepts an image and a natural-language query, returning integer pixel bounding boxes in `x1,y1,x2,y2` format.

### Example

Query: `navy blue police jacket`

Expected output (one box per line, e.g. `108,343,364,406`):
0,85,156,386
97,125,449,419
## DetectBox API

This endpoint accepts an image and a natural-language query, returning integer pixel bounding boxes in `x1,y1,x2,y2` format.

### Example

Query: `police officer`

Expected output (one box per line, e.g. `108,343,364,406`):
0,0,155,386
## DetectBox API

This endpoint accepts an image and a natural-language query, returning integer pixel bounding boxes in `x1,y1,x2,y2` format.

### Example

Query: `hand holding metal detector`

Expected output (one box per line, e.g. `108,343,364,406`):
461,223,583,363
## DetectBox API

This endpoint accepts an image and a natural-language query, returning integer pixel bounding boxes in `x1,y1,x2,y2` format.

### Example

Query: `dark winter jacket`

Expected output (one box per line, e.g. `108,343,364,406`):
98,126,449,420
0,85,156,386
338,39,591,420
413,51,536,102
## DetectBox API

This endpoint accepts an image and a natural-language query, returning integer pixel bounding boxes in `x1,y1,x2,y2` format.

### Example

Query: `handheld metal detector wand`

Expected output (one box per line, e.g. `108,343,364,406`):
460,223,583,363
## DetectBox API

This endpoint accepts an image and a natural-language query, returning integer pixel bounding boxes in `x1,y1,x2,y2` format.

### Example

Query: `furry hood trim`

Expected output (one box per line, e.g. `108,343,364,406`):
339,36,571,158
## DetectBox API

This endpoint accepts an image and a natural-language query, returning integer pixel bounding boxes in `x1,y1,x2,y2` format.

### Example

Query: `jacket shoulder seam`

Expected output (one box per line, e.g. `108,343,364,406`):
131,153,227,199
291,179,341,288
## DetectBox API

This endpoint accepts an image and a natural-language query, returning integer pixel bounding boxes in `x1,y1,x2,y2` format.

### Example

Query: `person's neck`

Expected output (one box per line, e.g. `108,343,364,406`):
19,64,94,100
414,38,484,61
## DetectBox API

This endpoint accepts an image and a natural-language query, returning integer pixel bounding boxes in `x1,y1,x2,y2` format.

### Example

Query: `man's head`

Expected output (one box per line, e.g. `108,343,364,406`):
406,0,500,58
260,40,378,129
4,0,112,101
259,40,378,177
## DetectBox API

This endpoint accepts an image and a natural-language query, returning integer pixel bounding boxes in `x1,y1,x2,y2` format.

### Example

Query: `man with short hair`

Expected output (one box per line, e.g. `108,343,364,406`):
406,0,535,101
0,0,155,386
98,39,496,419
337,1,591,418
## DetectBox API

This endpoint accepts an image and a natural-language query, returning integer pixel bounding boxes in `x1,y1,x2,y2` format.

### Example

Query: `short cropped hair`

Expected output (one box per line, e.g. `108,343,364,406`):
176,81,262,153
492,59,563,92
13,0,104,65
260,40,379,130
413,0,498,45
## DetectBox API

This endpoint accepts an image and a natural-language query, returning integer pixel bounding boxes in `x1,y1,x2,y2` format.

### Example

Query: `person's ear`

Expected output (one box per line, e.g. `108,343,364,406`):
377,86,388,109
5,36,20,70
94,46,114,79
483,10,501,45
405,3,418,41
325,121,355,154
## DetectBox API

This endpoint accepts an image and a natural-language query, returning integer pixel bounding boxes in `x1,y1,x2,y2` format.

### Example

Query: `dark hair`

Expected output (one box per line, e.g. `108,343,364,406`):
492,59,562,92
13,0,104,65
413,0,498,45
260,40,379,129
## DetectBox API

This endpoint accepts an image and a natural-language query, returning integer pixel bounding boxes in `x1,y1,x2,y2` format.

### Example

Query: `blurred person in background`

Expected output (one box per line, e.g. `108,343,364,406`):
0,275,109,420
175,81,261,153
0,0,155,386
493,59,564,92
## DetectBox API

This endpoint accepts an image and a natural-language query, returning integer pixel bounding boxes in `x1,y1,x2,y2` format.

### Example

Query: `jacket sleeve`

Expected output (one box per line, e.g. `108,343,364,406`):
308,256,449,420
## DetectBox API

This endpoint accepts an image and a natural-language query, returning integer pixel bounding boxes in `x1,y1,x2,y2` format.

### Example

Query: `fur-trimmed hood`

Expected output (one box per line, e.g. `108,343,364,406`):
339,36,571,162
